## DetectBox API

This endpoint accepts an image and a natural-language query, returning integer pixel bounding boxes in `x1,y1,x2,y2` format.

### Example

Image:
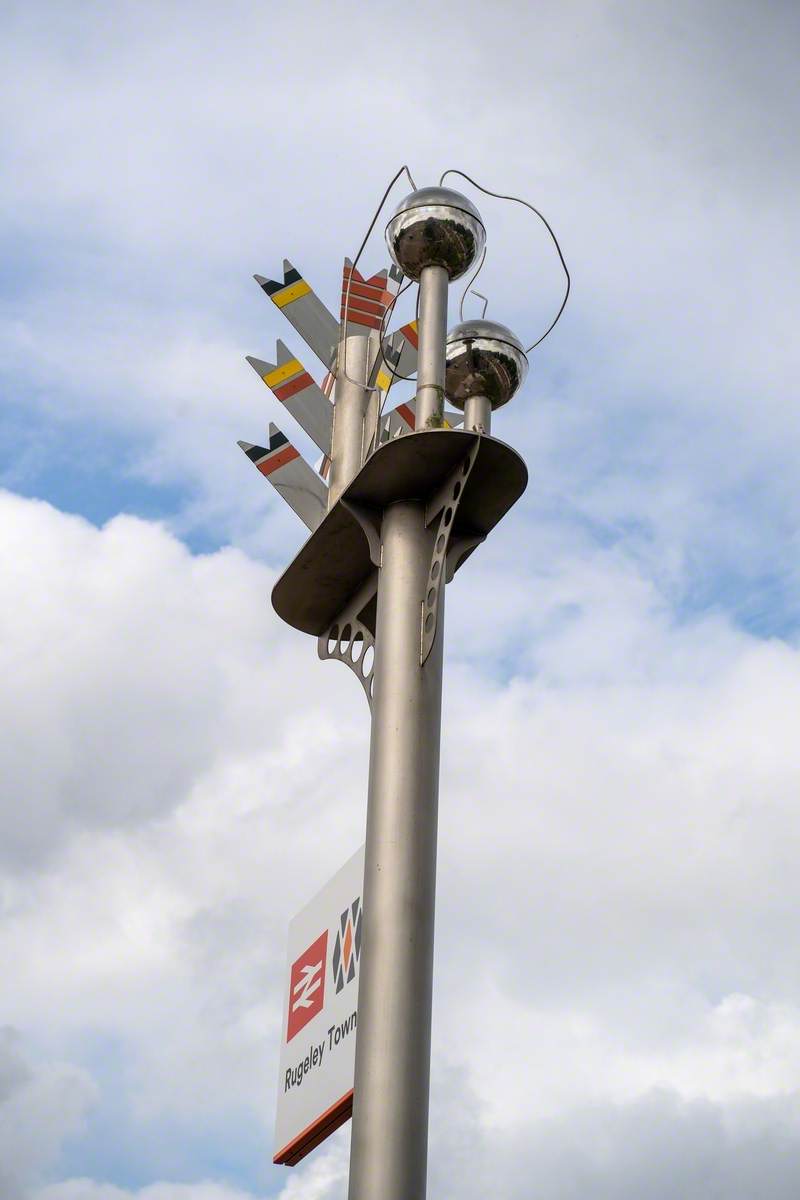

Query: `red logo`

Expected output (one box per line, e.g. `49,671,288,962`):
287,931,328,1042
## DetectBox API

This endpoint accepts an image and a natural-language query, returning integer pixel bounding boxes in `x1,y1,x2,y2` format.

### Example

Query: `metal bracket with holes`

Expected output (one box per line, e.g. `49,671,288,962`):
317,572,378,707
420,445,480,664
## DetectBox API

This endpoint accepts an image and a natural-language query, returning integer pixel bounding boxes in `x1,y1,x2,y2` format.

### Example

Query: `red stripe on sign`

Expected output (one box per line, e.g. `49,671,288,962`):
342,279,392,305
275,372,313,401
342,295,388,319
342,311,383,330
402,324,419,349
344,267,387,289
273,1089,354,1166
397,402,416,428
258,445,300,475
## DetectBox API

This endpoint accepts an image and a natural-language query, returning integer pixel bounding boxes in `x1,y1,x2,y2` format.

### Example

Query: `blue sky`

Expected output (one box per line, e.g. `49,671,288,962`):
2,2,800,1198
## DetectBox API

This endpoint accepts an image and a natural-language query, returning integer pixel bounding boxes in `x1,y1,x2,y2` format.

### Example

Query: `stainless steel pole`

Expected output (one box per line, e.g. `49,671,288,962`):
348,258,452,1200
463,393,492,434
348,501,443,1200
415,263,449,429
328,334,373,507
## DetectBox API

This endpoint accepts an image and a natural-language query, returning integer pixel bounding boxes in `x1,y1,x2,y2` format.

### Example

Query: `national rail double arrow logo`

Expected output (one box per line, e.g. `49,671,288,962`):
287,930,327,1042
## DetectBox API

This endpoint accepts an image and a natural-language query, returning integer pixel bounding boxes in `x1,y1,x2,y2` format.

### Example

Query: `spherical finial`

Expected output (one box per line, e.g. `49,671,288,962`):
385,187,486,281
444,319,528,410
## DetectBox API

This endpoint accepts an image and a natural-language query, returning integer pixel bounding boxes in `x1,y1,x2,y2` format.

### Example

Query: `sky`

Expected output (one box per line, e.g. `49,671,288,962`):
1,0,799,1196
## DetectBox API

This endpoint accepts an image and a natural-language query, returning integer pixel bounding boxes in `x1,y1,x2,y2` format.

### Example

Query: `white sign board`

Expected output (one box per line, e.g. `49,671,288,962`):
274,845,364,1165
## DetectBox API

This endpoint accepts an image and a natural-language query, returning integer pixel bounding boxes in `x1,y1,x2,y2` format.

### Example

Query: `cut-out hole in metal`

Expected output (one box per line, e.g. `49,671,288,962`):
431,560,441,580
444,507,453,526
318,575,377,710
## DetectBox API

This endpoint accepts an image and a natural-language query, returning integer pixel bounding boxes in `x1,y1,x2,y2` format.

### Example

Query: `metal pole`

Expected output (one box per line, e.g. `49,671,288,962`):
348,256,452,1200
348,500,444,1200
415,264,449,429
463,393,492,434
328,334,373,507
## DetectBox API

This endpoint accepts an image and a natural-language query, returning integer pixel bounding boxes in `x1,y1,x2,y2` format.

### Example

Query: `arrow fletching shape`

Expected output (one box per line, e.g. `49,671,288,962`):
246,341,333,457
255,261,338,372
238,424,327,531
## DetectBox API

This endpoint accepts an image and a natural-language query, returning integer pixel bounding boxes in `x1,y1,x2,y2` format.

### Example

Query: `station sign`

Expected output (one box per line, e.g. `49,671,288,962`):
274,845,364,1165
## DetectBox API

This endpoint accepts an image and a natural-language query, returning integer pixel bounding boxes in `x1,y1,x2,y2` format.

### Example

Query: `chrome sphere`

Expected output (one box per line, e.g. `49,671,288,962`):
444,319,528,410
385,187,486,281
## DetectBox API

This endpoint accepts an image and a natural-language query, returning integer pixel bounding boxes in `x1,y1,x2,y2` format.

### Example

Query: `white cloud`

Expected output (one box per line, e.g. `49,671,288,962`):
0,490,366,870
1,0,798,567
1,491,800,1194
37,1183,265,1200
2,2,800,1193
0,1029,96,1200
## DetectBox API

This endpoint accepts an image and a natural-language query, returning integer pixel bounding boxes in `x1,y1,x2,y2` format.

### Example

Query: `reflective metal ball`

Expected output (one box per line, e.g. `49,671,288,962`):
385,187,486,281
444,319,528,409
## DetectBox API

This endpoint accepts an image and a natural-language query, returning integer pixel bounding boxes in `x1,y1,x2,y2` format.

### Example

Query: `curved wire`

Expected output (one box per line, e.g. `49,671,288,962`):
358,276,422,457
373,279,414,439
341,164,417,389
458,245,487,321
370,281,421,399
440,168,570,352
471,291,489,319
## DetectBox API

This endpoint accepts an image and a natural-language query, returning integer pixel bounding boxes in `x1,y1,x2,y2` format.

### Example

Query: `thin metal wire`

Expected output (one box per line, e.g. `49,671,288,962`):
377,279,415,394
440,168,570,352
458,246,487,321
340,164,417,389
358,277,416,458
366,280,421,429
471,291,489,319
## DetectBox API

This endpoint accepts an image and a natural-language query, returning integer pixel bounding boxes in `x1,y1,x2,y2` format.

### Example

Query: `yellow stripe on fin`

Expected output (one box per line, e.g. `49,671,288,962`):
264,358,303,387
273,280,311,308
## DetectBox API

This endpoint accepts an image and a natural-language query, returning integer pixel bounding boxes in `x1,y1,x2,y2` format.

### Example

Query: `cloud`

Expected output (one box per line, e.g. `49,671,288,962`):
37,1183,266,1200
1,490,800,1195
2,3,800,1193
444,1085,800,1200
0,1028,96,1200
1,0,798,601
0,489,366,870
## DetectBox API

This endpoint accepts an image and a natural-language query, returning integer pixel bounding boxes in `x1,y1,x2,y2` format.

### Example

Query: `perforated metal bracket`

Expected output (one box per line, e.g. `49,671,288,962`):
318,571,378,708
420,444,480,664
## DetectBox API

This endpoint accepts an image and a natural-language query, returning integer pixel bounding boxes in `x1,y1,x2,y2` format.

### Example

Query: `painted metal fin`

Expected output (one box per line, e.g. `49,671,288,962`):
246,341,333,457
254,260,338,371
371,319,419,393
341,259,399,335
237,424,327,532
